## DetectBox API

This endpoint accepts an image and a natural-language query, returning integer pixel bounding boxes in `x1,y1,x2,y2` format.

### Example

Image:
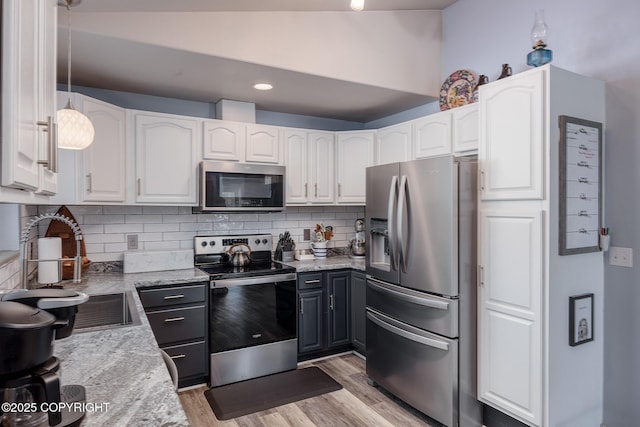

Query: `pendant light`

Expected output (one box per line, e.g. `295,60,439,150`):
350,0,365,11
57,0,95,150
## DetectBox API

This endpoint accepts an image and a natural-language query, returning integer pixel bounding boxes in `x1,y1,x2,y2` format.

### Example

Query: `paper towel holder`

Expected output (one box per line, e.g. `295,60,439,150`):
20,213,84,288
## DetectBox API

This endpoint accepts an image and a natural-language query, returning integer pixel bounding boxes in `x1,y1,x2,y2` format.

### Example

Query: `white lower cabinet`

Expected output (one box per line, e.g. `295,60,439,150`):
478,208,543,426
336,131,373,204
133,111,199,205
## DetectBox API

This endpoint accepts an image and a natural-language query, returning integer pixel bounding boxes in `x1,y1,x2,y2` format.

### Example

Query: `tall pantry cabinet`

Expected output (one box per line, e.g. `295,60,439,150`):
477,65,605,427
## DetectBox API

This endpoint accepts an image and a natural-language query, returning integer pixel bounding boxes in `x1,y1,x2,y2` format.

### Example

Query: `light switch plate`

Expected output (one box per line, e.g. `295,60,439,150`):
127,234,139,250
609,246,633,267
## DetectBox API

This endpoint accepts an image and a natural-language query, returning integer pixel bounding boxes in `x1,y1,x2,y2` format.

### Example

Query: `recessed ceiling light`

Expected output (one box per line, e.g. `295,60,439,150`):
253,83,273,91
350,0,365,11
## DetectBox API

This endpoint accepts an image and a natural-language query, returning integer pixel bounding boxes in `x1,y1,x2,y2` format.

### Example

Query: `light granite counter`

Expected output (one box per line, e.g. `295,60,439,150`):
52,268,208,427
280,255,366,273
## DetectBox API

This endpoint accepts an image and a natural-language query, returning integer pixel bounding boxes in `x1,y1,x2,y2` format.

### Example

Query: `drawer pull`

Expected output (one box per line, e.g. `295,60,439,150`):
163,294,185,300
164,316,185,323
169,354,186,360
304,279,321,284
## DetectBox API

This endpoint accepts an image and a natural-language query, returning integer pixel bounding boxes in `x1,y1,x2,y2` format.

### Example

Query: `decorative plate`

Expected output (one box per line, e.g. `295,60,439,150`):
439,70,477,111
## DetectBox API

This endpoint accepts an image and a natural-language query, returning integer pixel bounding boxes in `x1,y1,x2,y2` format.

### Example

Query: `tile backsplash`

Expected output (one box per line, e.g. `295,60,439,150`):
37,205,365,262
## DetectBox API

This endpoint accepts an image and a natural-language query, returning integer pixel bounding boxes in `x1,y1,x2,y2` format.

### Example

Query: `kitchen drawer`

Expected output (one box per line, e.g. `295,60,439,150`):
298,273,323,290
162,340,207,380
147,305,206,345
139,283,206,309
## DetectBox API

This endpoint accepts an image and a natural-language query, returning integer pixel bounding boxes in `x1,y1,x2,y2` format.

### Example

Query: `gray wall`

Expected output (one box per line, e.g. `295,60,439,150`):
441,0,640,425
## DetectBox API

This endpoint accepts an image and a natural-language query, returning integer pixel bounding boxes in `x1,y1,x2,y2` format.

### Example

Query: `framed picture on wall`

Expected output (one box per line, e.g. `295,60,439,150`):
569,293,594,346
558,115,603,255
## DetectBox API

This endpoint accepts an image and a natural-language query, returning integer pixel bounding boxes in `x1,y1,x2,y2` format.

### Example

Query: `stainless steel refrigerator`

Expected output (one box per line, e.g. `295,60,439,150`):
365,155,482,427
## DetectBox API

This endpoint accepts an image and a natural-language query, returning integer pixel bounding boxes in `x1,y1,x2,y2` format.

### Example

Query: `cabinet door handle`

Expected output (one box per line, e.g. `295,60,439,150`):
299,298,304,315
305,183,308,198
315,183,318,198
480,170,485,191
86,173,92,192
164,316,185,323
304,279,320,284
169,354,186,360
338,184,341,197
137,178,141,196
37,116,58,172
163,294,185,300
329,294,335,311
51,121,58,173
478,265,485,287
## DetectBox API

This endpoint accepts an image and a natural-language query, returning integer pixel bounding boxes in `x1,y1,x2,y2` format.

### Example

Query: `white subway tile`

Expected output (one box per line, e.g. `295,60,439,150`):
228,213,260,222
273,220,298,229
104,223,144,234
143,241,182,251
286,212,312,220
83,214,125,225
144,223,180,233
83,234,125,244
90,252,123,262
103,206,143,215
138,233,163,242
196,213,229,223
125,214,162,224
213,222,245,231
104,243,128,253
180,240,195,249
142,206,180,215
85,243,105,254
79,224,104,234
162,231,197,241
68,205,104,215
162,214,197,224
180,222,214,232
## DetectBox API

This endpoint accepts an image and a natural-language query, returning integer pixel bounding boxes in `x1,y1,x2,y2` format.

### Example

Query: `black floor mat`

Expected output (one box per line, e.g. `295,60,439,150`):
204,367,343,420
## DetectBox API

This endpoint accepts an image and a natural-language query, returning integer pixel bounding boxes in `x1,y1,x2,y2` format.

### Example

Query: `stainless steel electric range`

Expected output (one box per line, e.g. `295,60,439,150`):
194,234,297,387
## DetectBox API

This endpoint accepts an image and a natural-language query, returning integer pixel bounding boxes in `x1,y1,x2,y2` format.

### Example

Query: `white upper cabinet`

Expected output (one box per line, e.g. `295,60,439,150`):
308,132,335,204
77,96,127,202
413,110,452,159
283,129,308,204
202,120,246,162
2,0,58,193
452,104,479,154
336,131,374,204
245,124,281,164
133,111,199,204
375,123,412,165
479,70,545,201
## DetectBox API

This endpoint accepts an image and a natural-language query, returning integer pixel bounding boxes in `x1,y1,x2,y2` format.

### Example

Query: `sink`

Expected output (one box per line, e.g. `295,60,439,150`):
73,291,141,332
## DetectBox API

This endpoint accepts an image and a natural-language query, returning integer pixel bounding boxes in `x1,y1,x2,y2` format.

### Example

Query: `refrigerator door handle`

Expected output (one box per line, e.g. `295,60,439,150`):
367,311,449,351
397,175,409,273
367,278,450,311
387,175,399,271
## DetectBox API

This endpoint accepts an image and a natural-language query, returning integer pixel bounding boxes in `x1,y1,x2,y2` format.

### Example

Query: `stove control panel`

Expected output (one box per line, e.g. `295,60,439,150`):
194,234,273,255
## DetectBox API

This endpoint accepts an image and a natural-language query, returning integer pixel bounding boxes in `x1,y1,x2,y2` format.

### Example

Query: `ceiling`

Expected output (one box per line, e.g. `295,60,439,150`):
61,0,457,123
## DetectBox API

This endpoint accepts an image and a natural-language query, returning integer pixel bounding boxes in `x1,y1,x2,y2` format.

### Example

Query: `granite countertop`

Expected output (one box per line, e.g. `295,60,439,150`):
52,268,208,427
280,254,366,272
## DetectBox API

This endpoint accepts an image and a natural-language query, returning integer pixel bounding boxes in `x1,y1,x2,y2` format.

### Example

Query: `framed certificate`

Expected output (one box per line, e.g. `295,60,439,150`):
569,293,594,346
559,115,603,255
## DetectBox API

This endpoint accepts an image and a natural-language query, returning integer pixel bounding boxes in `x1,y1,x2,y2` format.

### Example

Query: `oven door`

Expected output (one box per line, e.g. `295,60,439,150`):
209,273,297,386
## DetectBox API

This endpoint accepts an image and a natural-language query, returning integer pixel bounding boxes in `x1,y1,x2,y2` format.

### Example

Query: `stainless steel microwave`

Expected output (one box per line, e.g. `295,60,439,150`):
199,161,286,211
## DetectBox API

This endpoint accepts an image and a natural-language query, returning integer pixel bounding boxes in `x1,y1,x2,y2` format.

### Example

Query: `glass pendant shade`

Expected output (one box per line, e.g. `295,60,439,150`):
350,0,364,11
57,100,95,150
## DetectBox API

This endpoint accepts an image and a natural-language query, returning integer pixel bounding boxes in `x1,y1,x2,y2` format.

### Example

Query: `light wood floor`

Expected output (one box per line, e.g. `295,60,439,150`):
179,353,435,426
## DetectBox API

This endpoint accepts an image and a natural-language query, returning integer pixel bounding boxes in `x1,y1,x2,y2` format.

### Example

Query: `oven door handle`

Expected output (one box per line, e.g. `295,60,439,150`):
212,273,297,288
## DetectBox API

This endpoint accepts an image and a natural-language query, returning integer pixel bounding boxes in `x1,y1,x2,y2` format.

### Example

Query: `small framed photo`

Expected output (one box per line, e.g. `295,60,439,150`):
569,293,594,346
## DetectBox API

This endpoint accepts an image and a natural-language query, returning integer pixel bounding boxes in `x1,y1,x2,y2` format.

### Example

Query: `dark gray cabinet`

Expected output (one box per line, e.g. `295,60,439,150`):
138,281,208,388
297,270,350,359
350,271,366,355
